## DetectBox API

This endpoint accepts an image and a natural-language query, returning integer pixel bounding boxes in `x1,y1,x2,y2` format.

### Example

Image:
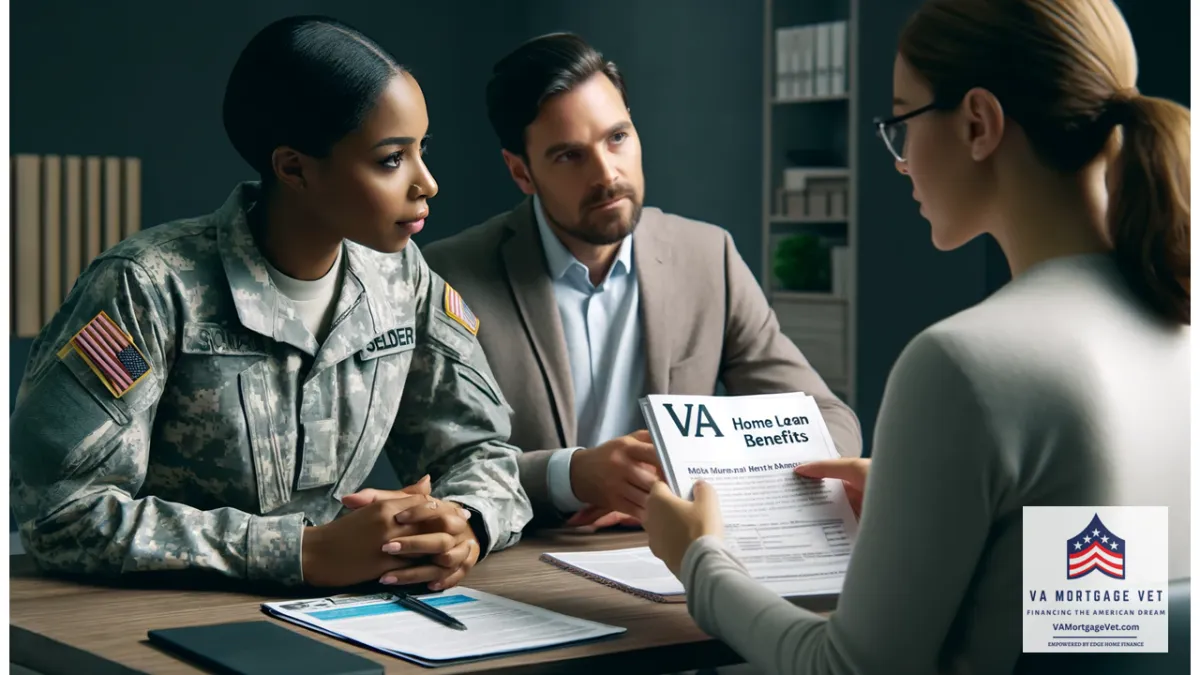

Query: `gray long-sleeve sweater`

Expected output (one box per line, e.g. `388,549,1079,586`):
680,253,1190,674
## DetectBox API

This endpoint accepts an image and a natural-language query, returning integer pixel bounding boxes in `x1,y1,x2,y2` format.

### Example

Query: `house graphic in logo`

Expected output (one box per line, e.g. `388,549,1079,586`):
1066,513,1125,580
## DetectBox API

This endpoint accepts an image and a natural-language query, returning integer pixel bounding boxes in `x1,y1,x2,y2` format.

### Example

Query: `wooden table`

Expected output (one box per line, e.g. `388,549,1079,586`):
11,529,827,674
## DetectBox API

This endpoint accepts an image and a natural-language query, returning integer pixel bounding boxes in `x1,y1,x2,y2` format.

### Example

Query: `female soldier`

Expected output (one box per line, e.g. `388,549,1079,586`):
10,15,532,591
644,0,1189,672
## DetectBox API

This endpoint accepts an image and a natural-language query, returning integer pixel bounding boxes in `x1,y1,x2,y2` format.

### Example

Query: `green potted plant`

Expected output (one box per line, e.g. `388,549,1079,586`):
773,234,831,292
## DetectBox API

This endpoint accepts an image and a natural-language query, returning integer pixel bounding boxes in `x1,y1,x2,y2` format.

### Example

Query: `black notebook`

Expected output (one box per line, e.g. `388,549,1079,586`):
147,620,384,675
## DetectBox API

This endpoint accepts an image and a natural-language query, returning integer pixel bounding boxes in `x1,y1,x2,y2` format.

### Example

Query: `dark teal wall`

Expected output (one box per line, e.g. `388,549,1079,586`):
9,1,1190,534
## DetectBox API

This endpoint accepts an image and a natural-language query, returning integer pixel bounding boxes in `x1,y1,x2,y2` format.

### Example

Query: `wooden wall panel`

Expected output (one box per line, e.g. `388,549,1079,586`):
9,154,143,337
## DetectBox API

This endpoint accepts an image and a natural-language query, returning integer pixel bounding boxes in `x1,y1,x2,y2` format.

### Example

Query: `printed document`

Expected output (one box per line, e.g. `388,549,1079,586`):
541,546,685,602
640,392,859,596
262,587,624,666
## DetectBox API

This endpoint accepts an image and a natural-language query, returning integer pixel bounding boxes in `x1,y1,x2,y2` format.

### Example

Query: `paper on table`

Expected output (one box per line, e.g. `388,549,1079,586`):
540,547,685,603
639,391,860,597
262,587,625,667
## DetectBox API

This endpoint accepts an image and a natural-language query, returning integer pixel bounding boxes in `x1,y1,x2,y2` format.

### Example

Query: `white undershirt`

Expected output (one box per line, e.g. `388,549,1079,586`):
263,245,346,343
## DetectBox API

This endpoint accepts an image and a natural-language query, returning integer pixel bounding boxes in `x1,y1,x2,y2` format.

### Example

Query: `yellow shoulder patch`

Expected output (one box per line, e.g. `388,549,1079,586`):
55,311,153,398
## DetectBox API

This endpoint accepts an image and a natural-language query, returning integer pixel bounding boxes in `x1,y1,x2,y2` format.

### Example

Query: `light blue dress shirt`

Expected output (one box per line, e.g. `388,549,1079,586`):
534,195,647,513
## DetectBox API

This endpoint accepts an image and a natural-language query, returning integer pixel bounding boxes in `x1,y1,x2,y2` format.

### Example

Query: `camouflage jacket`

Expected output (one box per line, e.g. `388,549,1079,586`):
9,182,533,586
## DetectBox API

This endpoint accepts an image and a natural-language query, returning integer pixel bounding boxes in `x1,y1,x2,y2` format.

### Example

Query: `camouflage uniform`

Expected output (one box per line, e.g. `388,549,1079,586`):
9,182,533,586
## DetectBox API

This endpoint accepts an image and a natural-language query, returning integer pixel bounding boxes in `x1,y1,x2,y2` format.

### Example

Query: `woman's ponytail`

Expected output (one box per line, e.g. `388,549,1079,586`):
1106,94,1191,325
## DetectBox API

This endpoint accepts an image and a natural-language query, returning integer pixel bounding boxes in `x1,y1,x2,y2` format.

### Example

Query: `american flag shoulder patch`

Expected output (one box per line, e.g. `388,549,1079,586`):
56,311,153,398
443,283,480,336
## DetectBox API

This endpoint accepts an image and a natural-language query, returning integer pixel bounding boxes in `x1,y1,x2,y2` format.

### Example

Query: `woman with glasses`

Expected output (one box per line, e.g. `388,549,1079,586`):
643,0,1189,673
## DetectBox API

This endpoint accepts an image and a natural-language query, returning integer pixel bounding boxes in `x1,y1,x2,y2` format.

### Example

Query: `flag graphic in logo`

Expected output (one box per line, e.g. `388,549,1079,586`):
1066,513,1125,580
443,283,479,335
57,311,153,398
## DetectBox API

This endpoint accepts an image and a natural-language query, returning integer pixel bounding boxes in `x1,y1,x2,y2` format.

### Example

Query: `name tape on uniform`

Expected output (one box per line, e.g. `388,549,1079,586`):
359,324,417,360
443,283,480,335
182,323,268,356
55,311,153,398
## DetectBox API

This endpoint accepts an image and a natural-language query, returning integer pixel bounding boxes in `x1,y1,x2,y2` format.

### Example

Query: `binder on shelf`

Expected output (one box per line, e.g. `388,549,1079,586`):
774,20,851,102
783,167,849,192
779,168,850,221
807,188,830,219
815,22,832,97
829,188,847,219
787,26,804,100
775,27,789,100
799,25,814,99
831,21,847,96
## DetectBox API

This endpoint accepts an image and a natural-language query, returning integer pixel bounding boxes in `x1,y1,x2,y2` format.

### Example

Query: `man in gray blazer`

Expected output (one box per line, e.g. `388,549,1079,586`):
422,33,861,530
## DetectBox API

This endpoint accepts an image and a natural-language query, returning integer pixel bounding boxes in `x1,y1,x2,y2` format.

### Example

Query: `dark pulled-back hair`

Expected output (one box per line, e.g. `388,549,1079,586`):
223,15,405,182
485,32,628,158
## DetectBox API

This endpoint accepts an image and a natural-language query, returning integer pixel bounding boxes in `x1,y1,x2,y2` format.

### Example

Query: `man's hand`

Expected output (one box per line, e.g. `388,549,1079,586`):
564,505,642,531
570,430,662,520
301,494,441,587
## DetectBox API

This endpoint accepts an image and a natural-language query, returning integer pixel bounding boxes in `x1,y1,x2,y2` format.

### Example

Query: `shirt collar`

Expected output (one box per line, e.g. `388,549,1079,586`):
533,193,633,283
214,181,391,356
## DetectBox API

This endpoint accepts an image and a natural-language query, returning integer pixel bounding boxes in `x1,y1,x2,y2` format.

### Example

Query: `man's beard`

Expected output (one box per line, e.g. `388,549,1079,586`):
536,179,644,246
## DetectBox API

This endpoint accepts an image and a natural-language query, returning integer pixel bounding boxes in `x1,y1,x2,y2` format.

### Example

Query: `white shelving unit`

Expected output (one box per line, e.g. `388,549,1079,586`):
761,0,858,407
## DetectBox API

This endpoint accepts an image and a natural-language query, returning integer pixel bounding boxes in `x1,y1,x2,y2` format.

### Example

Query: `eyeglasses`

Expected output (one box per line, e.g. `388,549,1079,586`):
873,102,939,163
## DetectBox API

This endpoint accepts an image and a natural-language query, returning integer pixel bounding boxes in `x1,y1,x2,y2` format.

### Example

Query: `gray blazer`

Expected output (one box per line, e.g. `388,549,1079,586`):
421,197,862,519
